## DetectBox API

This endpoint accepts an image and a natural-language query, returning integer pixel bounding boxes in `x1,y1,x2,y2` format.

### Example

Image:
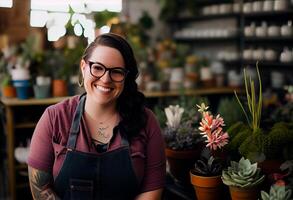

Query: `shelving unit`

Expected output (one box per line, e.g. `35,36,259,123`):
0,87,239,200
168,0,293,88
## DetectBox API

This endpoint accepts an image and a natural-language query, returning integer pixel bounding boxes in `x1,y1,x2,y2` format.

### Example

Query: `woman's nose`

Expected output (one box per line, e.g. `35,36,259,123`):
99,71,112,82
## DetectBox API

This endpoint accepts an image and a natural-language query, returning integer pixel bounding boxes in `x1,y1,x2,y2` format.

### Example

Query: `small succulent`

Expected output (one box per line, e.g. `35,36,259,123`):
261,184,292,200
192,155,223,177
222,157,265,188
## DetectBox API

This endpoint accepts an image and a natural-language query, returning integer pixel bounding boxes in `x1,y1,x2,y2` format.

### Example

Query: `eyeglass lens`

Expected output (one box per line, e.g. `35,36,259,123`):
89,62,127,82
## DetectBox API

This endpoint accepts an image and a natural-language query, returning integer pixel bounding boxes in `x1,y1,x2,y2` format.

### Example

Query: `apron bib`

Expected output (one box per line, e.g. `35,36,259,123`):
54,95,138,200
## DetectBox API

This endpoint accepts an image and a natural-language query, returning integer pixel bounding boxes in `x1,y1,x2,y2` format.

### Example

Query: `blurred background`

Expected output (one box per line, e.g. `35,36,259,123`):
0,0,292,199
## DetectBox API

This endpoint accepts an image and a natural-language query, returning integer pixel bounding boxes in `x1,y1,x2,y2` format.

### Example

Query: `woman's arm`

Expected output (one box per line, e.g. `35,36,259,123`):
135,189,163,200
28,166,60,200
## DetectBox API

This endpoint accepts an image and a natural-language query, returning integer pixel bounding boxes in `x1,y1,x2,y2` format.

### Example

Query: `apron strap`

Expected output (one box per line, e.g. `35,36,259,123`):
67,94,86,149
118,122,130,147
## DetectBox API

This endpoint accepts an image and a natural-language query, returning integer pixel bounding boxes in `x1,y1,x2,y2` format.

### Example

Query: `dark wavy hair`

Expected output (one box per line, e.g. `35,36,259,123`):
82,33,146,138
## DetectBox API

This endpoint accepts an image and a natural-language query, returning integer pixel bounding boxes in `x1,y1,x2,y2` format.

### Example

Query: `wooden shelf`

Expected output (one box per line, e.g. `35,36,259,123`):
174,36,239,43
1,96,68,106
244,37,293,43
15,122,37,129
143,87,241,97
243,60,293,67
168,13,240,23
1,87,241,104
243,10,293,19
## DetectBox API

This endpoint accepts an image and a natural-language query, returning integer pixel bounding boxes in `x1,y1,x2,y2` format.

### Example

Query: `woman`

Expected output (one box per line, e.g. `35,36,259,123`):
27,33,166,200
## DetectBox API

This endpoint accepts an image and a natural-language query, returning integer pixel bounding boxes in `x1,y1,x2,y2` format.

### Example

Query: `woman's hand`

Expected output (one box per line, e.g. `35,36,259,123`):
135,189,163,200
28,166,61,200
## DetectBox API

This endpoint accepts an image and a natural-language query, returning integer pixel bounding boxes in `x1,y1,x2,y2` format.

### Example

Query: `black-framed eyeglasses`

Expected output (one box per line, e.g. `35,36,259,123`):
87,61,129,82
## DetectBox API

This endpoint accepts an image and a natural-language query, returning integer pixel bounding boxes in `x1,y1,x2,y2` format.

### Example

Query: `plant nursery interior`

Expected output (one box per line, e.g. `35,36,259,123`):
0,0,293,199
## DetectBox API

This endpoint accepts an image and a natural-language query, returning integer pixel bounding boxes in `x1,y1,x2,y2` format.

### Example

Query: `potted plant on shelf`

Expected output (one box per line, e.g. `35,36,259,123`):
226,64,293,175
222,157,265,200
0,51,16,98
162,101,204,186
33,52,52,99
190,103,229,200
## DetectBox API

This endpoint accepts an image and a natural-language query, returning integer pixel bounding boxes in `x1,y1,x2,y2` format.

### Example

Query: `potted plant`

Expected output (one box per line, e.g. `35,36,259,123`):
190,103,229,200
33,52,52,99
163,104,204,185
0,51,16,98
261,184,292,200
222,157,265,200
227,64,293,172
46,50,68,97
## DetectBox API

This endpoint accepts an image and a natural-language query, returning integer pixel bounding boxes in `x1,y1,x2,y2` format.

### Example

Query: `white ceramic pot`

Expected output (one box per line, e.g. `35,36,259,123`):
255,22,267,37
36,76,51,86
267,25,280,37
233,2,242,13
253,48,265,60
263,0,274,11
274,0,289,11
11,68,30,80
244,23,256,37
280,47,293,62
281,21,293,36
252,1,263,12
264,49,278,61
243,2,253,13
243,48,253,60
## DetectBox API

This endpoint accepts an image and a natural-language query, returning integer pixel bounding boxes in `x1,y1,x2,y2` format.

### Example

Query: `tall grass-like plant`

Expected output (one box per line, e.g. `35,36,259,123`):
234,62,262,134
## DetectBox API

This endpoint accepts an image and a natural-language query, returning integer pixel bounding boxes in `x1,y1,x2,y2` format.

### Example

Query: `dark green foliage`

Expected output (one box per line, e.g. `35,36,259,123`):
271,103,293,123
264,122,293,160
94,10,118,28
163,121,203,150
217,98,246,127
226,122,251,152
139,11,154,30
239,128,265,161
192,149,224,176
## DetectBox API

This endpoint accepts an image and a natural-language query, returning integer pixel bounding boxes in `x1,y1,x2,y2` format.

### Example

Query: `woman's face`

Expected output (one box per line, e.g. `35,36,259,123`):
81,45,126,106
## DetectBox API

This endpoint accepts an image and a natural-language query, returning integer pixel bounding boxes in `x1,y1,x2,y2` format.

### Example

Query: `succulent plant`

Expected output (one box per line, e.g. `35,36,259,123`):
163,120,203,150
261,184,292,200
221,157,265,188
192,152,223,176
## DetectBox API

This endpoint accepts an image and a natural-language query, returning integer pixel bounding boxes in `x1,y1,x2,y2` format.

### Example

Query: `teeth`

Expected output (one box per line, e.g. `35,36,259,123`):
96,85,111,92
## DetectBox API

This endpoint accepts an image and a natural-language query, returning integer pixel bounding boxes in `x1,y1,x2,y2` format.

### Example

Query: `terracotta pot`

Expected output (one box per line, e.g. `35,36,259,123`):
190,173,223,200
229,186,260,200
1,85,16,98
52,79,68,97
165,148,201,185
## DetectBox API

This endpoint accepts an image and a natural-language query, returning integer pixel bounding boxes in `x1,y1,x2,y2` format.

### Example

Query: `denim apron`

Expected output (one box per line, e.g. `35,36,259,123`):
54,95,138,200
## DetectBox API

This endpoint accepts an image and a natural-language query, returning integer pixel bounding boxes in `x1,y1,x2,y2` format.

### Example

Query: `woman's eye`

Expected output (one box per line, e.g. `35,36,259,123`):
92,65,104,71
112,69,125,75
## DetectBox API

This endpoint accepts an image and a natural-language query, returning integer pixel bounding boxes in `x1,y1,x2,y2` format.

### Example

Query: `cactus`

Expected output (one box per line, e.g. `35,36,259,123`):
222,157,265,188
261,184,292,200
192,156,223,176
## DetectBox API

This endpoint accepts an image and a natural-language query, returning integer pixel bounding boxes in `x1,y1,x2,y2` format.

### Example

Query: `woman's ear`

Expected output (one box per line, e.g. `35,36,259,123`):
80,59,86,77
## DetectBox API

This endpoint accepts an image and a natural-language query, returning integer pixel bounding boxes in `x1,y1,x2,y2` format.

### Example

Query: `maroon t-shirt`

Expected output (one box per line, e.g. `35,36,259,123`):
27,95,166,193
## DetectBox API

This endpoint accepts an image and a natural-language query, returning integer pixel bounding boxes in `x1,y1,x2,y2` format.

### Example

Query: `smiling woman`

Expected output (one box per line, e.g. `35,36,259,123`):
27,33,166,200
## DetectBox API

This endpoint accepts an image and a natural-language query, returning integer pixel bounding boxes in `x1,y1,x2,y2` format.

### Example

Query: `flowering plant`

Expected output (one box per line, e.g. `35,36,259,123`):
197,103,229,151
191,103,229,176
163,105,203,150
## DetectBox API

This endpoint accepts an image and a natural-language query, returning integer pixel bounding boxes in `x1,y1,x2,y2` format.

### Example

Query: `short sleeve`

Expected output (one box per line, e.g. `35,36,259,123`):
27,108,55,172
140,109,166,192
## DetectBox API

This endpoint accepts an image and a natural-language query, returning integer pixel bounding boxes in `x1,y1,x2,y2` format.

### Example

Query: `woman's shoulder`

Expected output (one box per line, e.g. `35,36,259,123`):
45,95,80,117
143,107,162,138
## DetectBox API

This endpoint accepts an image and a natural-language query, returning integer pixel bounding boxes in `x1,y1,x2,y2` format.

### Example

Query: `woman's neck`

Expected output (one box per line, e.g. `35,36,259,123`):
84,98,117,122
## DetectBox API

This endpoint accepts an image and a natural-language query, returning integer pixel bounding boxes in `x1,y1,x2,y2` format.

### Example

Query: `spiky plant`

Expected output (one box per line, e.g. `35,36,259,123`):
222,157,265,188
234,62,262,134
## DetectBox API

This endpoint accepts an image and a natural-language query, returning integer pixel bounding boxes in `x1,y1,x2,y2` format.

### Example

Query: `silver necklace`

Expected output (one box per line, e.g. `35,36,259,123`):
97,124,110,139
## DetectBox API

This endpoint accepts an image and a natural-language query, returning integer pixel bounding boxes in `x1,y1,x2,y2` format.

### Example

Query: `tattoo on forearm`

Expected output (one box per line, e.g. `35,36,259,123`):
28,167,60,200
